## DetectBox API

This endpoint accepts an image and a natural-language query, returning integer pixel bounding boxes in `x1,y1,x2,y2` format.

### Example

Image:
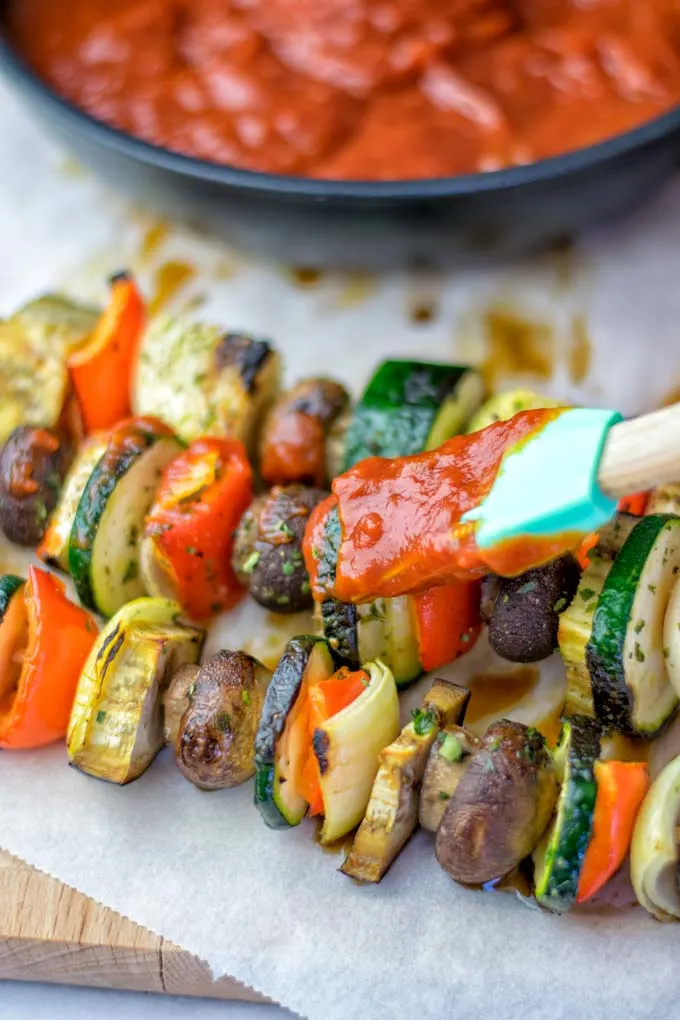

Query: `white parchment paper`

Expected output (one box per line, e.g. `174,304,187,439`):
1,78,680,1020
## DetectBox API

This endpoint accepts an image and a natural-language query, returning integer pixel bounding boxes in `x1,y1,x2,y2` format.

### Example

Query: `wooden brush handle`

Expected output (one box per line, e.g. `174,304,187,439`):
598,403,680,499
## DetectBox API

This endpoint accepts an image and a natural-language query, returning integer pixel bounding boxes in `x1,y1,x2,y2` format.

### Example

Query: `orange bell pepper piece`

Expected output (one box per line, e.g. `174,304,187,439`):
144,437,253,619
577,760,649,903
414,580,482,672
68,272,145,433
0,566,98,749
299,668,368,817
576,493,649,570
617,492,649,517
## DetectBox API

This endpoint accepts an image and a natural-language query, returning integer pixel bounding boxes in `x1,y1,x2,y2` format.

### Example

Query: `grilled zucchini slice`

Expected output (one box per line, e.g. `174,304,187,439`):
69,419,182,617
38,435,108,570
533,715,601,913
342,680,470,882
67,598,204,784
134,317,281,452
343,360,483,468
586,515,680,736
254,635,335,829
317,506,422,688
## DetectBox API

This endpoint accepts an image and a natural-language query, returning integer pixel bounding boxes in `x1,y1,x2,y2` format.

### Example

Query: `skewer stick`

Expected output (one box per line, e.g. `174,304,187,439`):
598,403,680,499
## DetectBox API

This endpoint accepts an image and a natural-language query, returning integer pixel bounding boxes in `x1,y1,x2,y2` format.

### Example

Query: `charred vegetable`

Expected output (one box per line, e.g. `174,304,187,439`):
314,660,400,844
175,650,272,790
68,418,182,617
67,598,204,784
0,294,98,446
342,679,470,883
559,513,638,717
141,438,253,619
37,435,108,570
0,426,73,546
533,715,601,912
254,635,335,828
435,720,556,886
484,555,581,663
631,755,680,921
233,485,328,613
343,359,484,467
163,663,200,746
134,318,281,453
260,377,351,487
585,515,680,735
419,726,482,833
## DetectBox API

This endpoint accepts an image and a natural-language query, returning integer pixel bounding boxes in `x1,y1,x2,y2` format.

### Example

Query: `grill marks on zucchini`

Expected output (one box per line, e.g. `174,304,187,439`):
586,515,680,736
69,421,182,617
533,716,601,912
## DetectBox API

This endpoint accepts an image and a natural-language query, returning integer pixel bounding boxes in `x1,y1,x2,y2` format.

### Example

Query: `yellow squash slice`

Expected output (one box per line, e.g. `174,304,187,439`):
67,598,204,784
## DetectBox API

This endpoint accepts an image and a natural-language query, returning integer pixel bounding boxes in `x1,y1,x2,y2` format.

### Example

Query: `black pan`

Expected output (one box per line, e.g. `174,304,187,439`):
2,10,680,269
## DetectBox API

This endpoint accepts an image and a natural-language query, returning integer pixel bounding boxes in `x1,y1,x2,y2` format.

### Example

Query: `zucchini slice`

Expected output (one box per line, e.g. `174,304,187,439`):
254,635,334,829
38,435,108,570
67,597,204,784
465,389,561,434
134,317,281,452
69,420,182,617
0,296,98,445
342,679,470,882
533,715,601,913
315,659,400,844
343,359,483,468
558,514,638,718
586,515,680,736
322,360,481,686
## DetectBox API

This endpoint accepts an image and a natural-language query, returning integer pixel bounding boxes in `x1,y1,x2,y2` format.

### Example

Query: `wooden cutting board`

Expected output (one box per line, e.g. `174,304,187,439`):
0,850,266,1002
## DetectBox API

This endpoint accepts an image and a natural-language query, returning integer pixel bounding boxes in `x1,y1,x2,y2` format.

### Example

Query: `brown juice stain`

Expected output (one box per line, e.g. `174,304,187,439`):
567,314,592,384
289,267,324,288
409,300,439,325
147,261,196,317
140,221,169,264
465,667,540,727
334,272,377,310
535,707,563,748
600,732,650,763
480,306,555,388
244,610,316,672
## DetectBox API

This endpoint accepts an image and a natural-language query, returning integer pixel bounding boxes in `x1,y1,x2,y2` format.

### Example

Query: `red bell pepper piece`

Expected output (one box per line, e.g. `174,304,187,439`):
144,437,253,619
68,272,145,433
0,566,98,749
414,581,482,672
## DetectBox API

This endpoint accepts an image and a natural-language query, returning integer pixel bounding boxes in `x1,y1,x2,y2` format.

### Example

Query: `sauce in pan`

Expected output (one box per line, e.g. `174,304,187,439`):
11,0,680,180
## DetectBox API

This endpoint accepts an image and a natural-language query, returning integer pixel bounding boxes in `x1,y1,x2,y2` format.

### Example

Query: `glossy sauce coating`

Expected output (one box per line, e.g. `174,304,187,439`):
11,0,680,179
304,408,581,602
